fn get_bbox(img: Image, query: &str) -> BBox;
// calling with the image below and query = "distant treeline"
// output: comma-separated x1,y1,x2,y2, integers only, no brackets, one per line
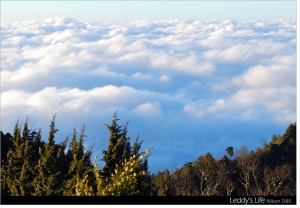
0,113,296,196
151,122,296,196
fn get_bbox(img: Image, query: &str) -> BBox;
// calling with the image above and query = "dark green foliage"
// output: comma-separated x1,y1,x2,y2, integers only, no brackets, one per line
63,125,95,195
1,115,295,196
1,121,23,196
1,118,42,195
1,131,14,167
32,114,67,195
261,123,296,183
101,111,151,195
6,115,94,196
260,123,296,169
150,169,171,196
1,113,151,196
101,111,127,178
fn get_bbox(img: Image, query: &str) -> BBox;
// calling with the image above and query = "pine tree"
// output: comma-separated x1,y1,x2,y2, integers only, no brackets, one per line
101,111,129,178
1,118,40,196
1,113,154,196
99,150,151,196
64,125,95,195
18,118,34,195
1,131,13,167
100,112,152,195
1,120,22,195
32,114,67,196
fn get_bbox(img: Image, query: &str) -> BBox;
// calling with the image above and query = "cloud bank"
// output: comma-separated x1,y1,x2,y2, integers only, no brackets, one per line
1,17,296,172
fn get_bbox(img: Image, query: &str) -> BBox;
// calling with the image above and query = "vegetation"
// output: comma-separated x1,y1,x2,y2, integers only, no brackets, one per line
1,113,151,196
0,113,296,196
150,123,296,196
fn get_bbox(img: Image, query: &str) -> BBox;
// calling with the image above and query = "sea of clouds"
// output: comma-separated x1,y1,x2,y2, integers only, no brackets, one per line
1,17,296,172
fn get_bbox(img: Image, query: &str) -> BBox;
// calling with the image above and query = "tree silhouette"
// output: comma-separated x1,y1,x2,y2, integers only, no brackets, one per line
225,147,234,159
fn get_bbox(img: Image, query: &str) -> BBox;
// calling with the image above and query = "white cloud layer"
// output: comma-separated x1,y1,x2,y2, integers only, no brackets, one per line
184,87,296,120
1,17,296,173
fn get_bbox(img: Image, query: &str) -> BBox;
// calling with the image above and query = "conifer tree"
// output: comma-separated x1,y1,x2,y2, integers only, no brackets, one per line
32,114,67,196
1,113,154,196
101,112,152,195
101,111,129,178
64,125,95,195
18,118,35,195
1,131,13,167
1,118,40,196
1,120,23,195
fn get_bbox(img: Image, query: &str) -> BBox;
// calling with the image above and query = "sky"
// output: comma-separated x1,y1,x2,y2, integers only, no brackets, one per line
0,1,297,173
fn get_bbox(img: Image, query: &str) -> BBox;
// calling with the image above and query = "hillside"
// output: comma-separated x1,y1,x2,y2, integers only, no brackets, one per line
0,118,296,196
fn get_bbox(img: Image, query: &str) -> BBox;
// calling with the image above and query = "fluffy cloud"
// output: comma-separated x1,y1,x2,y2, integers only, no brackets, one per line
1,86,176,117
184,87,296,122
1,17,296,173
232,64,296,89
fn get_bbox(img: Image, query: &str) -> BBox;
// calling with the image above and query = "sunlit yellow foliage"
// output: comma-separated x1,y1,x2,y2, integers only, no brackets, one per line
74,147,152,196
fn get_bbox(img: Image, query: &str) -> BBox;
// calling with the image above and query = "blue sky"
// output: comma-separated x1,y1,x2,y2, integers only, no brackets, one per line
1,1,296,22
0,1,297,173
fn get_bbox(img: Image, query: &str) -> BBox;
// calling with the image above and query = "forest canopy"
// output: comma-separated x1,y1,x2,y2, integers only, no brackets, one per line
0,113,296,196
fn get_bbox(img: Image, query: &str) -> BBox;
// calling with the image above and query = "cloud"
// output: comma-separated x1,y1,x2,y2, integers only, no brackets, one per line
231,64,296,89
132,101,162,117
159,75,170,82
1,85,184,124
203,39,294,64
1,17,296,173
183,86,296,122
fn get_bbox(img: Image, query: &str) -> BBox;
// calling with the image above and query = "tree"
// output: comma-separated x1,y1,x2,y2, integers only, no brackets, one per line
63,125,95,196
235,145,264,196
73,148,153,196
263,164,294,196
1,131,14,167
218,156,237,196
225,147,234,159
150,168,171,196
101,111,128,178
193,152,224,196
101,111,151,195
32,114,68,196
0,117,44,196
169,163,198,196
1,120,24,196
1,113,154,196
100,151,150,196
